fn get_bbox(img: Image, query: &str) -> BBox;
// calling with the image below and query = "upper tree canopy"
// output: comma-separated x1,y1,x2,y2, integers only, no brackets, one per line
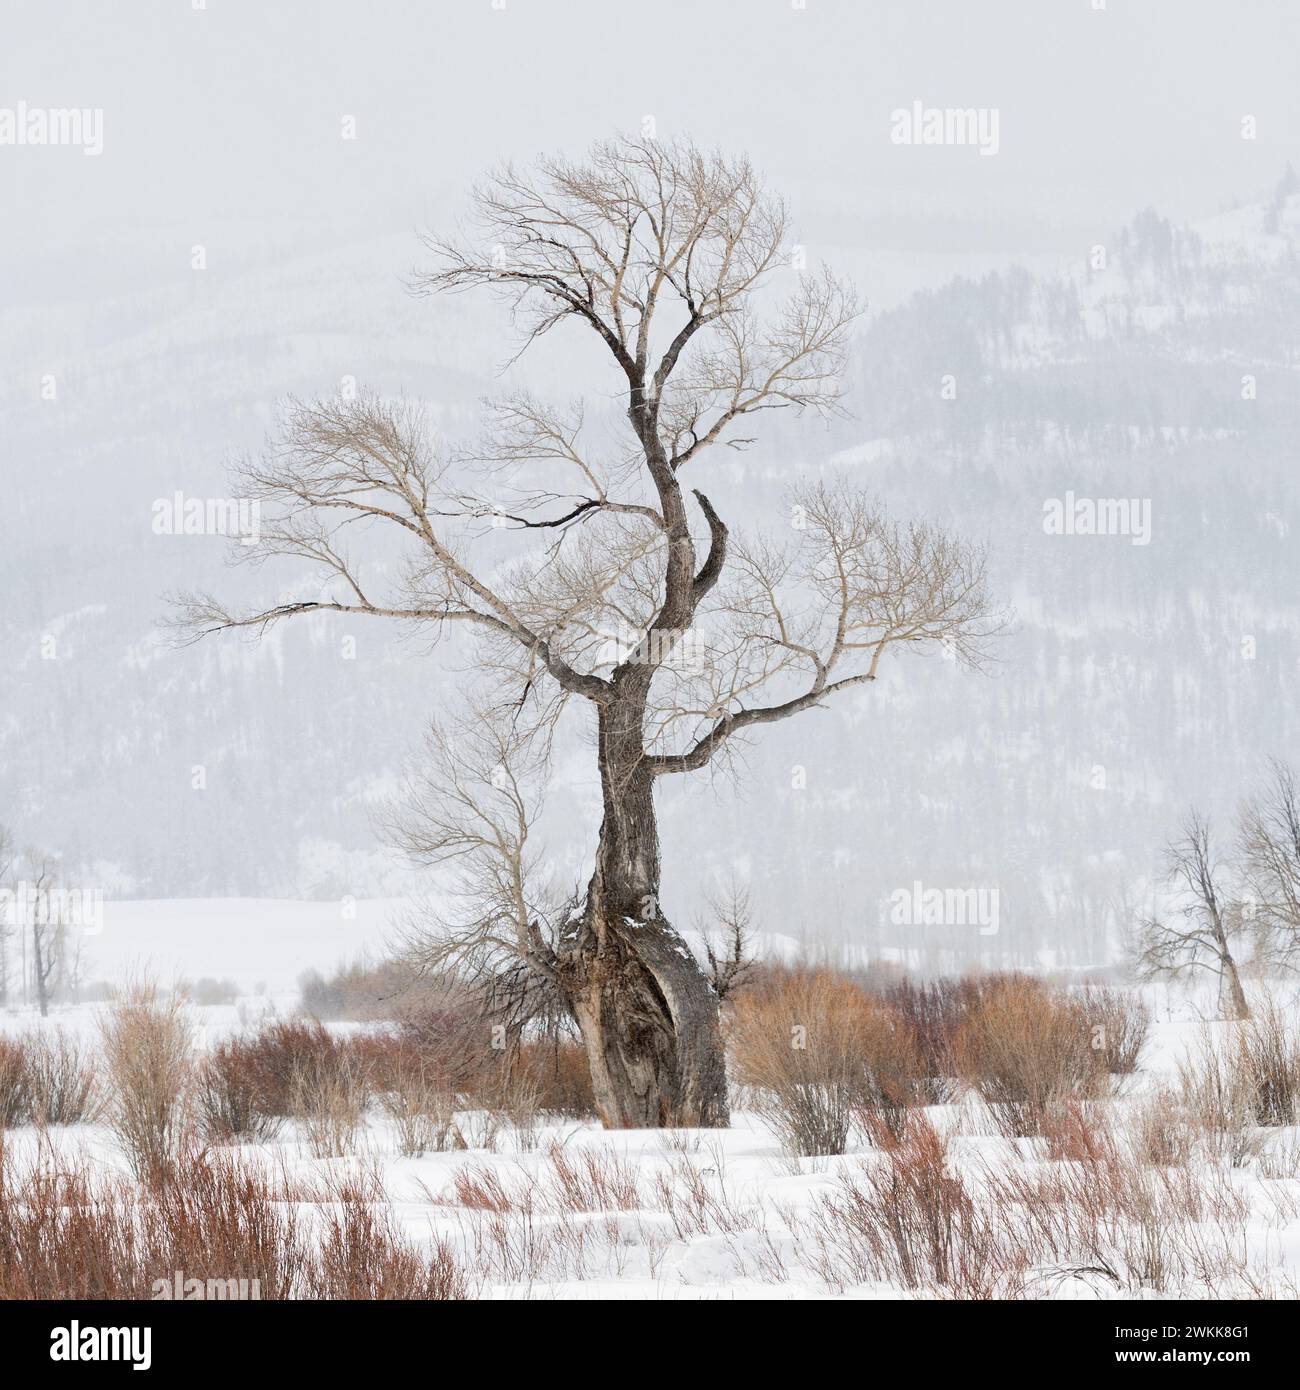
174,136,999,774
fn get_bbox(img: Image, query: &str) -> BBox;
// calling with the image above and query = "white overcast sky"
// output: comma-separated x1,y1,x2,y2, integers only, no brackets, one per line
3,0,1298,301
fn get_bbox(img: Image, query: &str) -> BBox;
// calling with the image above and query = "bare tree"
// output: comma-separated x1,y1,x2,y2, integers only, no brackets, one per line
1237,757,1300,970
1137,810,1250,1020
385,710,586,1107
386,709,572,1037
697,878,758,1002
0,834,67,1015
27,854,65,1019
172,136,1001,1126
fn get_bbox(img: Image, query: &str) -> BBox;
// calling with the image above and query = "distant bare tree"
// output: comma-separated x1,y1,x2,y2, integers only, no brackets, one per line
173,136,1002,1126
26,854,65,1019
0,835,69,1015
1137,810,1250,1020
1237,757,1300,970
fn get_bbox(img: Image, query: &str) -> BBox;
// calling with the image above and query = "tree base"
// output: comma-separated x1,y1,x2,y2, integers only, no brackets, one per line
564,913,730,1129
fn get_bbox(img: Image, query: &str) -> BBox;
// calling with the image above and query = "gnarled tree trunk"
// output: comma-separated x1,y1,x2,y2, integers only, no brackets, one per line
561,702,729,1128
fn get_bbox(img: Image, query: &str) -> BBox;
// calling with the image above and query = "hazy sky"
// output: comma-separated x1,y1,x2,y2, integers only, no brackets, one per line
4,0,1298,305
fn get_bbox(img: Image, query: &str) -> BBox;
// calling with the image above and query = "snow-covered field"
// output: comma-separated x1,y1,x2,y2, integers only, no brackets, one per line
6,903,1300,1300
16,895,806,1001
54,896,404,997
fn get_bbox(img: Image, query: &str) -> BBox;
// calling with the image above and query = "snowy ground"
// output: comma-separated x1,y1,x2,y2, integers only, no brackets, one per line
4,1043,1300,1299
54,896,405,996
5,901,1300,1299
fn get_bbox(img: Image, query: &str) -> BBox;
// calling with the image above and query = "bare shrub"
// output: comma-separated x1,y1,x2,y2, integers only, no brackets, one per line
730,969,860,1155
844,959,911,996
233,1018,349,1118
27,1031,100,1125
299,956,508,1049
512,1040,596,1119
1079,986,1150,1075
0,1144,475,1300
985,1111,1255,1294
1176,1033,1262,1166
99,982,194,1186
182,977,240,1007
482,1066,542,1151
292,1051,369,1158
1258,1130,1300,1180
377,1059,462,1158
439,1145,642,1223
0,1149,146,1298
1174,1006,1300,1166
397,994,494,1094
360,1023,500,1155
299,965,359,1022
651,1149,754,1240
543,1142,642,1213
0,1144,299,1299
355,1005,582,1148
146,1148,307,1298
952,975,1104,1136
1240,999,1300,1126
880,975,982,1103
422,1035,595,1144
299,955,450,1024
443,1170,579,1285
305,1166,473,1299
1041,1098,1117,1165
448,1164,516,1213
0,1037,33,1127
195,1039,284,1145
851,1004,924,1140
802,1112,1015,1296
729,968,920,1156
1128,1089,1199,1168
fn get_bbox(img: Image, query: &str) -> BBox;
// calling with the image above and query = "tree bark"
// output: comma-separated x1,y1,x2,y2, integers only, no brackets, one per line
32,923,50,1018
1221,954,1250,1021
561,703,729,1128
